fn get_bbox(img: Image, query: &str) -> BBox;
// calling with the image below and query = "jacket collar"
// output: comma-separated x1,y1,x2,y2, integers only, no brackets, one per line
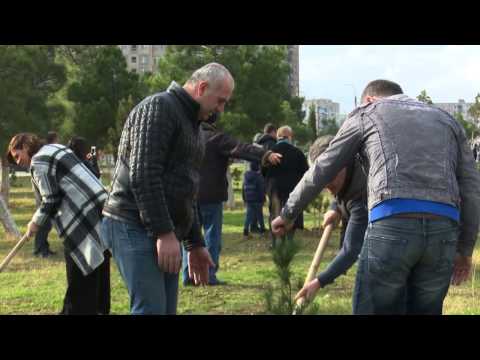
167,81,201,124
277,138,291,145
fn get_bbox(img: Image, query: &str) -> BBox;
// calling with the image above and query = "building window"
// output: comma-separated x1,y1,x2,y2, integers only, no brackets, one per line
132,68,137,73
131,56,137,63
131,45,137,52
141,55,149,65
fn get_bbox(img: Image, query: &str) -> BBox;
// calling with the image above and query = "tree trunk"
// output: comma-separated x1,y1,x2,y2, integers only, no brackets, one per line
0,156,9,205
0,157,20,238
0,194,21,238
226,166,235,210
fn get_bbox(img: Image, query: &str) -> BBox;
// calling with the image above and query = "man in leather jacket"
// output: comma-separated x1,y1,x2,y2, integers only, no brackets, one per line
274,79,480,314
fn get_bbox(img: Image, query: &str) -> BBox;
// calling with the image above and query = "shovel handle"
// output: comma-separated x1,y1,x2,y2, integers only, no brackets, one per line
0,233,30,273
293,224,334,313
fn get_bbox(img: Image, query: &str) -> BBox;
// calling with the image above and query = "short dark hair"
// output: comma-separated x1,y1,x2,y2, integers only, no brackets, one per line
67,136,89,160
360,80,403,103
264,123,276,134
46,131,58,144
6,133,45,165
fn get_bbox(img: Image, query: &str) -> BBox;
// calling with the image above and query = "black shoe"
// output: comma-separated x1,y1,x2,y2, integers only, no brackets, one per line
41,250,56,258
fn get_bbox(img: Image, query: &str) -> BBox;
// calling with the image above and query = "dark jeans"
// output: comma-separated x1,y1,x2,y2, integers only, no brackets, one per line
353,216,458,315
244,202,265,234
182,203,223,284
270,191,299,247
318,199,368,288
61,249,111,315
34,220,53,255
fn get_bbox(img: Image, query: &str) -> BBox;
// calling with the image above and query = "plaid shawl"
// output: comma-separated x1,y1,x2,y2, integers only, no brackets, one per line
30,144,107,276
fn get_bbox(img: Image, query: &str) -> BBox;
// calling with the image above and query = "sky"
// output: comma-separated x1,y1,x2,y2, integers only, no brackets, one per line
299,45,480,114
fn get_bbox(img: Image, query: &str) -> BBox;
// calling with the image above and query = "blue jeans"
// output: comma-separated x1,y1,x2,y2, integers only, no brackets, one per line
353,216,458,315
182,203,222,284
101,217,179,315
244,202,265,234
318,199,368,287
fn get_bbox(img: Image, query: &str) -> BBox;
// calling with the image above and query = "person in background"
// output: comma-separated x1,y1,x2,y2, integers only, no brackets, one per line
263,125,309,248
68,135,110,314
242,160,266,239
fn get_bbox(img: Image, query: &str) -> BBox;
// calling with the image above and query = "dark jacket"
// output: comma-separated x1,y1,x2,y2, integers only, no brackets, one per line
331,155,368,220
103,81,205,250
256,133,277,151
84,157,101,179
242,168,266,204
263,140,309,201
197,122,269,204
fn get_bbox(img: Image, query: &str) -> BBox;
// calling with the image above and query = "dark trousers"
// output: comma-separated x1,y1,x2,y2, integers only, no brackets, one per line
244,202,265,234
61,249,111,315
33,220,52,255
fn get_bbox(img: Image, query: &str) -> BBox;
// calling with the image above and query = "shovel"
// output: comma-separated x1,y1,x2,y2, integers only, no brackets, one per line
0,233,30,273
293,223,334,314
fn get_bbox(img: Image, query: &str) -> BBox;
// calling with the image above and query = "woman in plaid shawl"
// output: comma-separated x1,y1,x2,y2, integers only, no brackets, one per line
7,133,109,315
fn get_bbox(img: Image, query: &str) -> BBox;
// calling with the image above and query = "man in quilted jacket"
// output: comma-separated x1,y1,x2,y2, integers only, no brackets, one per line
101,63,234,314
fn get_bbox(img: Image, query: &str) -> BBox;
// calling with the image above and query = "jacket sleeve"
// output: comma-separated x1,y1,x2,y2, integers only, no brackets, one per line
129,97,177,239
30,159,62,228
182,201,206,250
455,126,480,256
215,132,266,162
280,113,364,227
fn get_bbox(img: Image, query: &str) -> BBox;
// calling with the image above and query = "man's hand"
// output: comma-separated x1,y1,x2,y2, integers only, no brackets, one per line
451,255,472,286
26,221,39,238
267,152,282,166
188,247,215,285
156,232,181,274
322,210,340,229
294,278,321,303
271,216,293,236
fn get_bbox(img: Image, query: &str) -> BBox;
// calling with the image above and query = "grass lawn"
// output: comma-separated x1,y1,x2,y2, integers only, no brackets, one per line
1,173,479,315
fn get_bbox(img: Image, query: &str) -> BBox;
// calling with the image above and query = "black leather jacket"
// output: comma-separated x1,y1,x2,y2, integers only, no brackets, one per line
103,82,205,250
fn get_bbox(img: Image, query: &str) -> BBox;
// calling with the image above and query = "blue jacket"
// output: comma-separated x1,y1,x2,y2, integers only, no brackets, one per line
242,170,265,204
